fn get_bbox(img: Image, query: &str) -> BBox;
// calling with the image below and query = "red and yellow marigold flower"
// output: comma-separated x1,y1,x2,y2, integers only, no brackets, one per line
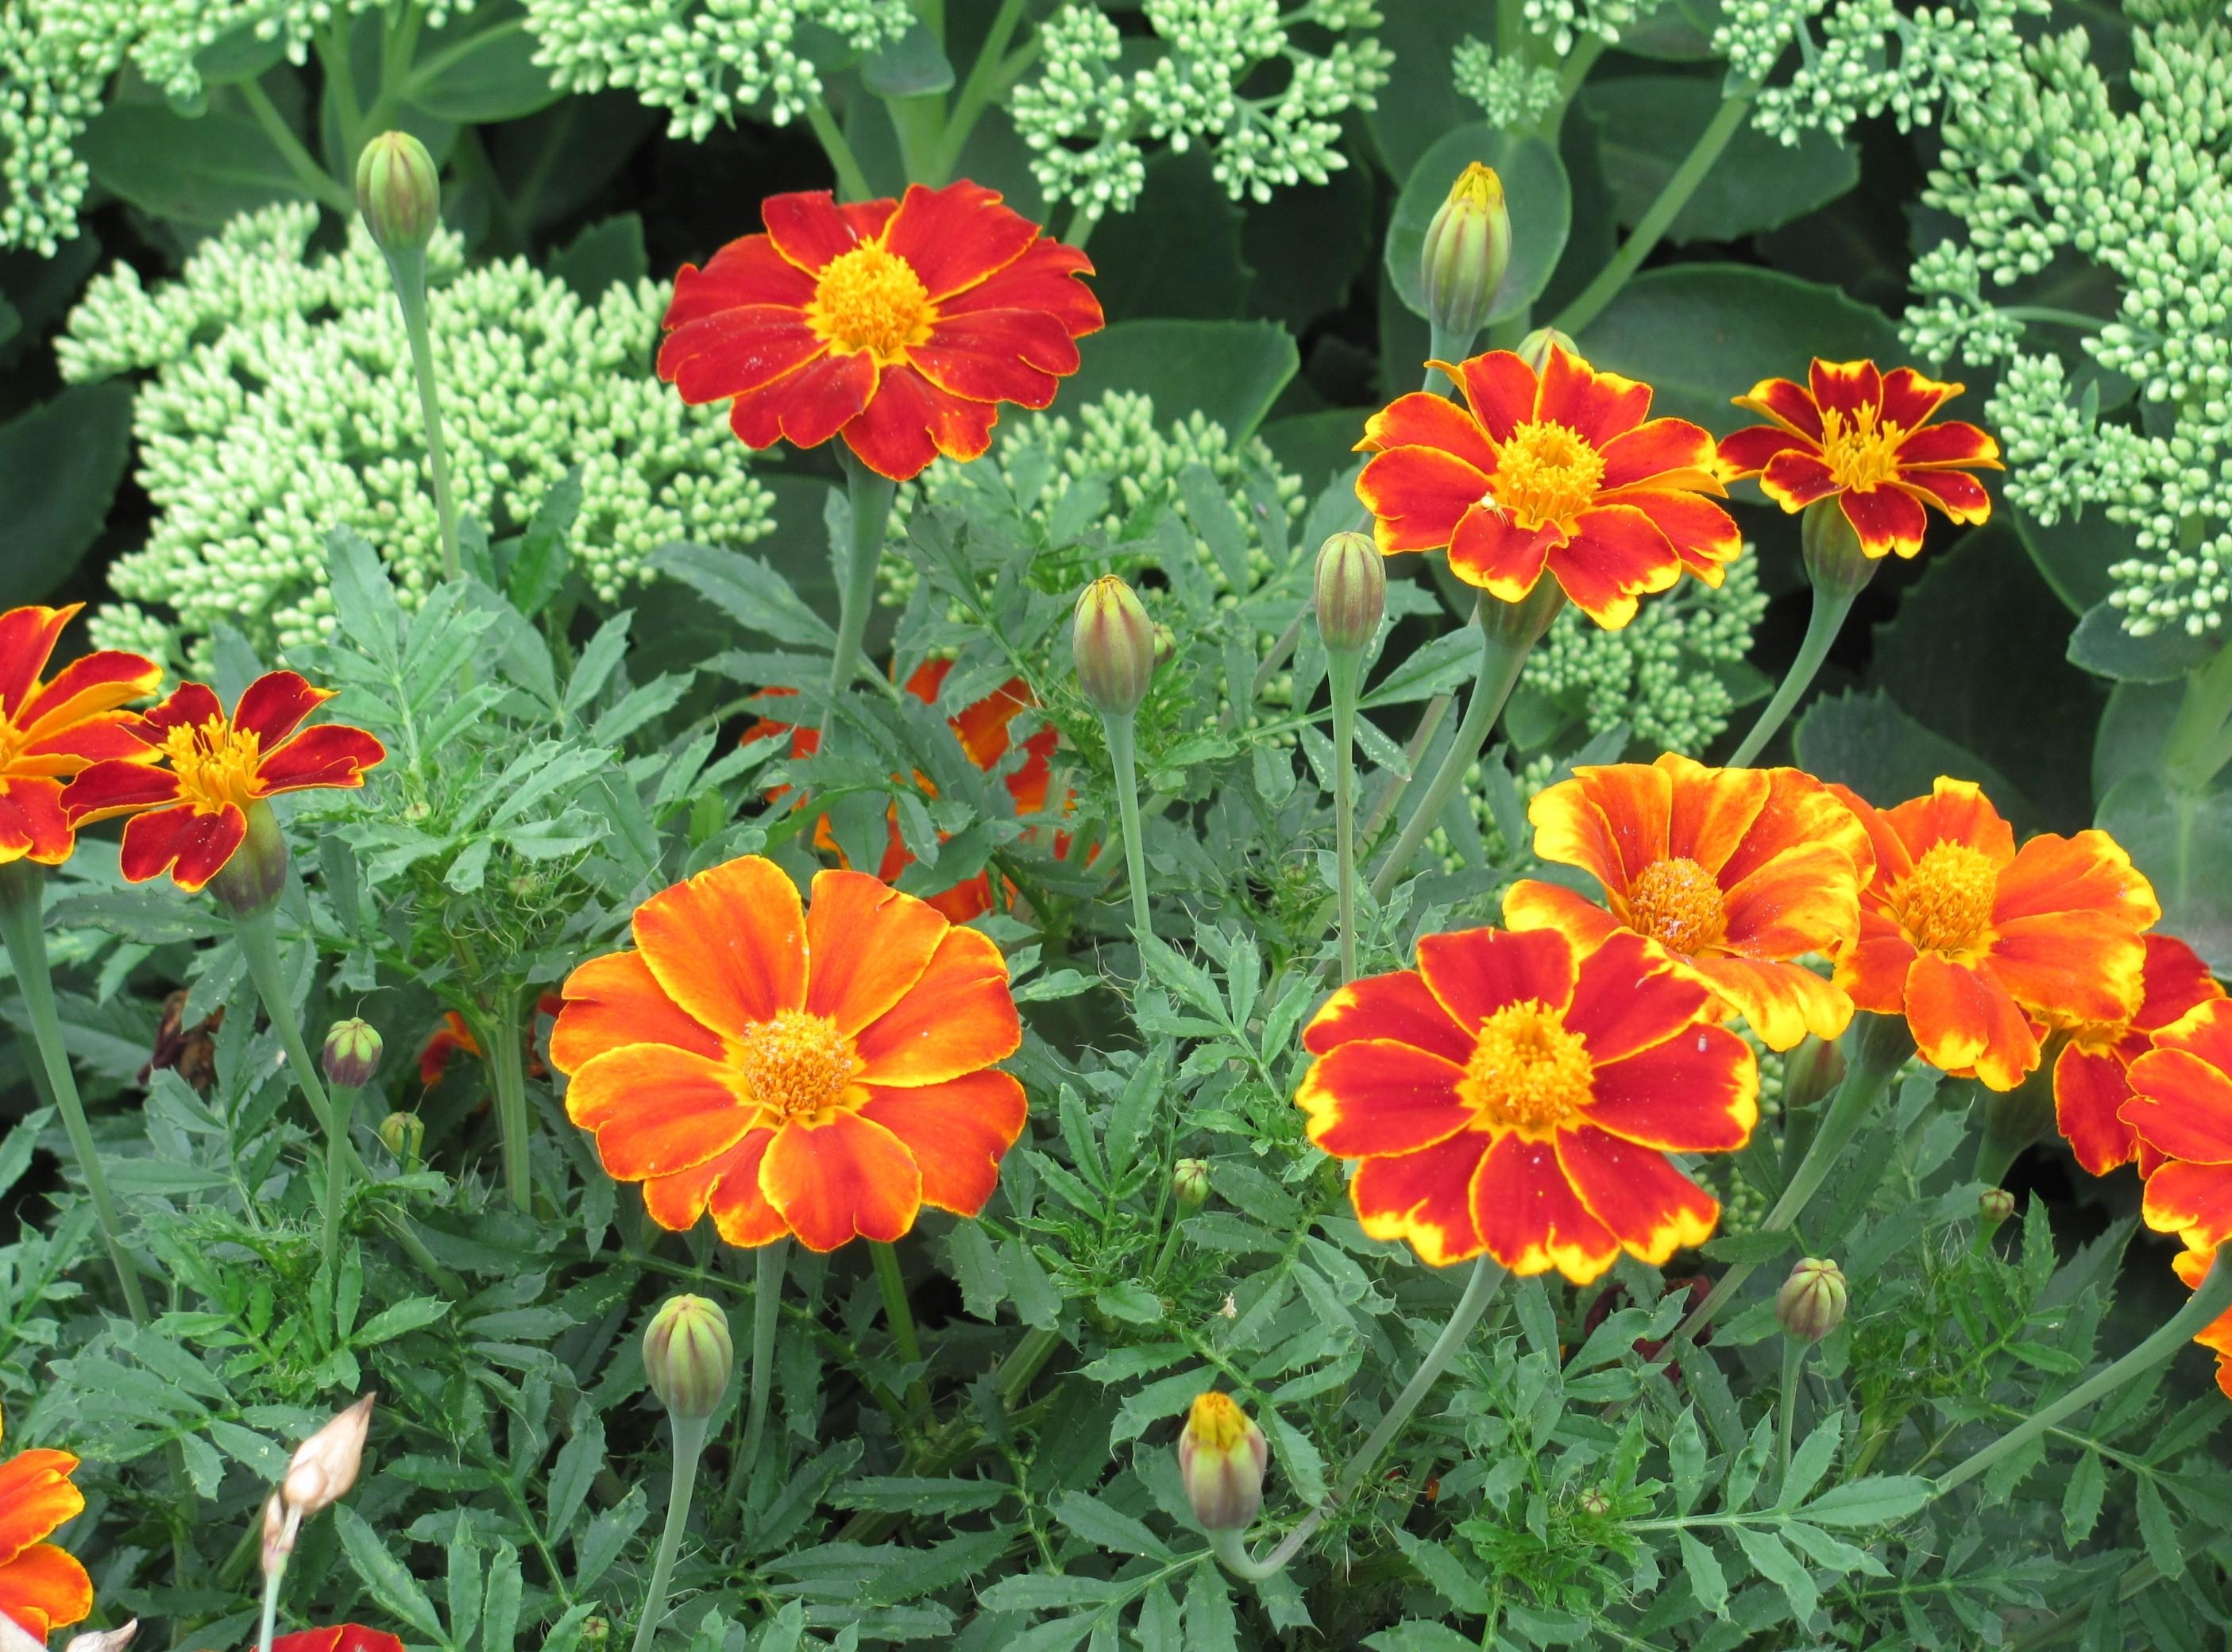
0,604,160,869
1716,360,2001,559
1354,345,1741,628
1296,927,1757,1283
658,180,1102,482
2169,1245,2232,1401
270,1629,407,1652
2122,998,2232,1253
1503,755,1872,1052
2054,932,2223,1177
62,672,385,894
0,1404,91,1640
551,856,1025,1253
1834,778,2157,1092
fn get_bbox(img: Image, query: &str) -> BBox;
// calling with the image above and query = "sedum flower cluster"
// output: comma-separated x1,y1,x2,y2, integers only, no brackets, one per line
57,202,773,666
1009,0,1392,215
1903,0,2232,635
1453,37,1561,130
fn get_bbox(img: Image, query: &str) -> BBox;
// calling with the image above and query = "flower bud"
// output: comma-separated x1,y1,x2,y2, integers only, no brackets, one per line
322,1018,384,1090
1774,1257,1848,1344
1314,531,1386,655
643,1294,733,1420
1420,162,1511,343
1780,1034,1845,1117
1072,576,1157,719
579,1622,611,1652
1172,1158,1211,1210
1153,623,1177,669
1516,326,1579,377
1978,1187,2015,1229
356,132,441,257
378,1110,425,1163
1800,497,1879,600
64,1623,140,1652
1178,1391,1269,1531
281,1393,376,1520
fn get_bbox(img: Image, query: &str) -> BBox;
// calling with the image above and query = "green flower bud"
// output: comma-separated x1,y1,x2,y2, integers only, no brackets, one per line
1178,1391,1269,1531
1780,1035,1845,1117
207,798,290,916
1978,1187,2016,1229
1775,1256,1848,1344
643,1295,732,1420
1072,575,1157,718
1516,326,1579,377
355,132,441,257
1800,497,1880,600
1314,531,1385,654
378,1111,425,1163
578,1622,610,1652
1420,162,1511,343
322,1018,384,1090
1172,1158,1211,1210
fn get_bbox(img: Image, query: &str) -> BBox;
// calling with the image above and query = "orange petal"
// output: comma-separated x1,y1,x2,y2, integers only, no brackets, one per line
1903,952,2038,1091
1447,351,1539,444
2135,932,2224,1032
1350,1133,1490,1266
2151,995,2232,1072
1448,508,1556,601
1565,931,1716,1066
858,1069,1028,1216
550,950,724,1075
759,1111,922,1252
2123,1044,2232,1164
633,855,809,1037
1357,392,1499,474
1884,778,2015,867
640,1129,789,1246
1296,1039,1473,1158
1548,504,1682,629
1535,347,1651,446
1992,828,2158,930
1357,446,1493,555
1718,768,1875,890
1718,841,1863,962
1301,970,1473,1063
2054,1044,2138,1177
1539,762,1672,895
1501,878,1624,954
2141,1159,2232,1250
1697,954,1852,1050
564,1044,751,1180
1555,1125,1719,1264
804,869,952,1036
851,923,1018,1085
1583,1022,1758,1149
0,1542,93,1638
1468,1132,1620,1283
1836,912,1917,1015
0,1449,83,1560
1657,753,1769,878
1987,913,2147,1025
1415,926,1577,1033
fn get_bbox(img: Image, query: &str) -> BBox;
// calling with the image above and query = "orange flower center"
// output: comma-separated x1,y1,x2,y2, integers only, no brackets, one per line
1487,419,1604,532
1626,856,1726,955
164,716,263,813
1817,405,1905,492
1459,1000,1593,1133
734,1009,864,1125
806,244,934,363
1897,840,1998,955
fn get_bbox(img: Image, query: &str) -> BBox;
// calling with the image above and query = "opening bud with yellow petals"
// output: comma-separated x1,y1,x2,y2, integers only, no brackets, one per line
355,131,441,257
1420,163,1511,344
1178,1391,1269,1531
643,1294,733,1421
1775,1257,1848,1344
322,1017,384,1090
1072,576,1157,719
1314,531,1386,655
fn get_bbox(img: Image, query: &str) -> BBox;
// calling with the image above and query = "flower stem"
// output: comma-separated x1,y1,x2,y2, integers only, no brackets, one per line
378,247,462,585
872,1240,933,1428
0,861,152,1321
804,99,875,203
1937,1242,2232,1497
1328,650,1364,982
1727,585,1855,766
231,904,356,1264
929,0,1035,180
477,992,534,1214
824,447,899,742
1778,1337,1807,1481
739,1240,785,1482
628,1413,709,1652
238,78,354,213
255,1557,284,1652
1101,711,1153,939
1422,322,1479,396
325,1083,356,1263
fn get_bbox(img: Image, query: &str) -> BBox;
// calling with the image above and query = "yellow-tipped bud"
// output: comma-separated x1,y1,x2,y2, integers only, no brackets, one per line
1420,163,1511,343
643,1294,733,1420
1314,531,1386,654
1178,1391,1269,1531
355,131,441,256
1172,1158,1211,1210
378,1110,425,1162
1775,1257,1848,1344
1516,326,1579,377
322,1018,384,1090
1072,575,1157,719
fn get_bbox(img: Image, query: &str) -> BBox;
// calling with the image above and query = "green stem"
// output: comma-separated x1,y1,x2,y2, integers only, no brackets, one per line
1778,1337,1806,1481
1062,201,1103,253
872,1240,932,1427
739,1241,785,1484
326,1083,356,1264
477,992,533,1214
1422,322,1480,394
256,1556,284,1652
237,79,354,212
232,904,358,1258
930,0,1035,179
824,447,900,740
380,248,462,584
804,99,875,203
319,24,366,172
628,1414,709,1652
0,862,152,1321
1937,1243,2232,1497
1548,37,1606,122
886,94,945,184
1102,712,1153,939
1728,585,1854,766
2160,637,2232,793
1329,650,1363,982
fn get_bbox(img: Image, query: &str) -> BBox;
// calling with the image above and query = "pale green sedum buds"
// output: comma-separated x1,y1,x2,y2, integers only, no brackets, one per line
355,132,441,257
1073,575,1157,719
322,1018,384,1090
643,1295,733,1420
1420,162,1511,343
1775,1257,1848,1344
1314,531,1386,654
1178,1391,1269,1531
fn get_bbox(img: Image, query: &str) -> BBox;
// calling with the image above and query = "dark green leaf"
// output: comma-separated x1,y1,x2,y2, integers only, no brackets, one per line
1585,76,1855,243
861,21,956,96
550,213,648,302
81,105,306,226
407,16,562,122
2068,598,2214,683
0,382,134,602
1068,320,1297,442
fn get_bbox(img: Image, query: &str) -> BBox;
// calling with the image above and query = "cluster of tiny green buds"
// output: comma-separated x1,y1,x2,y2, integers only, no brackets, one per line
1172,1159,1211,1210
1775,1258,1848,1344
1073,576,1158,718
643,1295,733,1420
1517,326,1578,377
1178,1391,1269,1531
1799,499,1880,601
322,1018,384,1090
1420,163,1512,344
355,133,441,258
1314,531,1386,654
379,1111,426,1164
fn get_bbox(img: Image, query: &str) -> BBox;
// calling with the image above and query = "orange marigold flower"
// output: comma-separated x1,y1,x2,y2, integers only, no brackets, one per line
1504,754,1872,1052
0,604,160,868
0,1403,92,1641
2054,932,2223,1177
551,856,1025,1253
2123,998,2232,1253
1833,777,2158,1092
1295,927,1757,1283
1716,360,2002,559
1353,345,1741,629
418,994,566,1087
2170,1245,2232,1401
658,180,1102,482
270,1630,407,1652
62,672,385,893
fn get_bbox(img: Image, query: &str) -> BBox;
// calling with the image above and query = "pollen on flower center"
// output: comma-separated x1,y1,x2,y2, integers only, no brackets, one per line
1818,406,1906,492
1627,856,1726,954
806,243,934,361
164,717,263,813
1487,419,1605,531
1459,999,1594,1133
1898,840,1998,954
732,1009,863,1124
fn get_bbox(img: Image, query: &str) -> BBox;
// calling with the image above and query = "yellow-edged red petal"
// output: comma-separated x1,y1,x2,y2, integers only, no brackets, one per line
1536,347,1651,446
1357,446,1494,556
1349,1133,1489,1266
1301,970,1474,1063
1905,952,2039,1091
2056,1042,2142,1177
1546,504,1683,628
2141,1159,2232,1251
550,950,724,1075
1357,391,1499,473
1554,1125,1719,1264
1469,1132,1620,1283
1564,931,1719,1067
1415,926,1577,1032
1583,1022,1758,1150
1296,1039,1472,1157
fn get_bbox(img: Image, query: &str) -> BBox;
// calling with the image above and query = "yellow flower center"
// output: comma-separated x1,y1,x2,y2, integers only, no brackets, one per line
1626,856,1726,955
1459,1000,1594,1133
164,716,264,813
805,243,934,362
1818,405,1906,492
1186,1391,1251,1453
1487,419,1605,532
733,1009,864,1125
1897,840,1998,955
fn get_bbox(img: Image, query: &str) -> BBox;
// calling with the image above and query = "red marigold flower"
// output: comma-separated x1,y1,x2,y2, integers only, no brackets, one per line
2054,932,2223,1177
418,994,566,1087
1833,778,2158,1092
1716,360,2002,559
2170,1245,2232,1401
0,604,161,869
551,856,1025,1253
1295,927,1757,1283
1504,754,1873,1052
1353,345,1742,629
2123,998,2232,1252
657,181,1102,482
62,672,385,893
0,1404,92,1641
268,1629,406,1652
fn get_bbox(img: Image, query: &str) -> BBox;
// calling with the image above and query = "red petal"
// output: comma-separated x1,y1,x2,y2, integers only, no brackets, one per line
658,307,832,406
1840,484,1930,558
851,922,1019,1085
143,680,223,737
1716,423,1812,478
841,363,999,481
858,1068,1028,1215
1566,931,1719,1067
2054,1044,2138,1176
0,605,71,720
1886,776,2015,867
1548,504,1682,628
16,648,160,735
663,236,816,330
1349,1132,1490,1266
1415,925,1577,1032
728,350,878,454
1582,1024,1757,1150
1357,391,1499,475
1599,488,1742,581
882,180,1041,299
1836,913,1918,1015
1898,468,1991,523
1357,446,1493,554
631,855,809,1035
762,191,890,272
1732,377,1825,441
1302,968,1474,1063
60,757,179,826
550,949,724,1074
256,724,384,795
1598,419,1716,490
1536,348,1651,445
0,778,74,866
804,868,951,1036
1904,952,2038,1091
1555,1125,1719,1262
937,238,1102,340
1878,365,1960,430
759,1110,922,1252
2137,933,2226,1033
1447,507,1555,600
120,802,245,891
1296,1039,1473,1157
911,311,1074,407
1895,420,2000,469
1469,1131,1620,1283
1501,878,1625,955
1448,351,1539,444
1759,450,1841,512
565,1043,751,1179
232,670,334,747
1809,359,1883,422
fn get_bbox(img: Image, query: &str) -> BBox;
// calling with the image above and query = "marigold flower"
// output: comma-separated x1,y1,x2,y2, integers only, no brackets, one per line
1716,360,2002,559
1504,755,1872,1051
269,1630,406,1652
1296,927,1757,1283
1833,778,2158,1092
2169,1245,2232,1401
0,1404,92,1640
552,856,1025,1253
2054,932,2223,1177
0,604,160,868
658,180,1102,482
2122,999,2232,1253
63,672,384,894
1354,345,1742,629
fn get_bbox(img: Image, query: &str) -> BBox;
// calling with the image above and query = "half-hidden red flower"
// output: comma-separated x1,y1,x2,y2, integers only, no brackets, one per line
1833,777,2157,1092
551,856,1025,1253
2123,998,2232,1252
2055,933,2223,1177
62,672,385,893
0,1403,92,1641
418,994,566,1087
1716,360,2001,559
1504,755,1872,1052
1354,345,1741,629
0,604,160,869
1295,926,1757,1283
268,1629,407,1652
2170,1245,2232,1401
658,180,1102,482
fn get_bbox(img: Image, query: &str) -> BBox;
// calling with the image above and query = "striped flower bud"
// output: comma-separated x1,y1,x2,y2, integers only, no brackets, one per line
355,132,441,256
1420,163,1511,342
322,1018,384,1090
1516,326,1579,377
1172,1158,1211,1210
1178,1391,1269,1531
1774,1257,1848,1344
1072,576,1157,719
643,1295,733,1420
1314,531,1385,654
